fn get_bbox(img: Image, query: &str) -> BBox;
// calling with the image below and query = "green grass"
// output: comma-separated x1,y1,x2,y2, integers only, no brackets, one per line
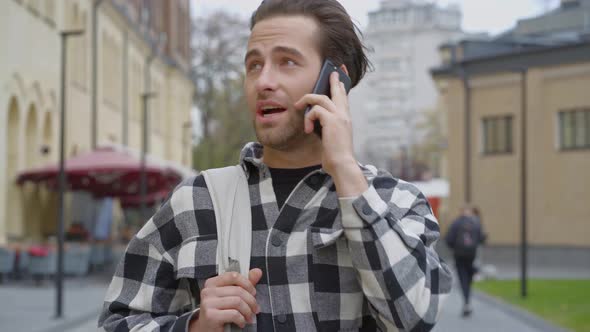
474,279,590,332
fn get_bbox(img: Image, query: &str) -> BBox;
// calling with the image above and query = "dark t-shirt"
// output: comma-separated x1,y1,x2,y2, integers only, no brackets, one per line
268,165,322,209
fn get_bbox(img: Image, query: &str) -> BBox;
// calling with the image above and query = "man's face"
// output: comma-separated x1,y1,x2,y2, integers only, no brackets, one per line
244,15,322,150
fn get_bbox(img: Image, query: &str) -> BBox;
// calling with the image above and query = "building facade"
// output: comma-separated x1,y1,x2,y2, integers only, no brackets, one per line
349,0,463,175
431,0,590,254
0,0,194,244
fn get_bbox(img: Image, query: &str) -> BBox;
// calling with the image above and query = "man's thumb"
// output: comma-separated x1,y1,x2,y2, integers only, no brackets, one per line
248,268,263,285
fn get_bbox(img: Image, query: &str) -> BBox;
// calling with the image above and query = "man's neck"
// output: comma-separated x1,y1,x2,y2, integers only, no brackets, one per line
262,139,323,169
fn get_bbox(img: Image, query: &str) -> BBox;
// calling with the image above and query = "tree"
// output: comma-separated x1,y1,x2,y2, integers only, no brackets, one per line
191,11,256,170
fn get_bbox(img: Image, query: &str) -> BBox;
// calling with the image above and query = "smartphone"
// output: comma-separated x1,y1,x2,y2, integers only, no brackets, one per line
305,59,352,137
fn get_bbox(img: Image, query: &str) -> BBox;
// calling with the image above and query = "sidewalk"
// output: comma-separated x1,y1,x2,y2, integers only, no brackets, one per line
0,275,108,332
433,285,566,332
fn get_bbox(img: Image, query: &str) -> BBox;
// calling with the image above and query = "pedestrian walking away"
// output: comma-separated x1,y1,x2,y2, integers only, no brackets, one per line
445,205,486,318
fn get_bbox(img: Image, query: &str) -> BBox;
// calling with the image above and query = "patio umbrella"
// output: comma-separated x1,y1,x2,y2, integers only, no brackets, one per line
118,189,171,209
16,146,182,197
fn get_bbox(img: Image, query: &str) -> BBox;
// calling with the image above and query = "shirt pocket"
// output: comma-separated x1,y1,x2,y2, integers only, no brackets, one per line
309,227,365,330
175,234,219,310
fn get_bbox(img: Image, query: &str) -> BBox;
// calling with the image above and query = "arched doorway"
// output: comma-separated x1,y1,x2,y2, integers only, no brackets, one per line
5,97,22,241
39,111,58,237
25,105,39,168
22,104,42,240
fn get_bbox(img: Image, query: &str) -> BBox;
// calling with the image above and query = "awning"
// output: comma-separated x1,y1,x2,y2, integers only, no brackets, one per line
118,189,171,209
16,146,183,197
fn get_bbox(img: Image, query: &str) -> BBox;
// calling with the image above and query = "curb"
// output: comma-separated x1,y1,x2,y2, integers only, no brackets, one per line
473,290,571,332
36,310,100,332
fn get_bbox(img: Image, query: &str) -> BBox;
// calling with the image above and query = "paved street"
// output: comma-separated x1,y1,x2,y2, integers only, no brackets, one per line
0,276,107,332
434,286,551,332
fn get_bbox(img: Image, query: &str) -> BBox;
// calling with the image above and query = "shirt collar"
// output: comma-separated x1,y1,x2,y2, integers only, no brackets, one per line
238,141,376,180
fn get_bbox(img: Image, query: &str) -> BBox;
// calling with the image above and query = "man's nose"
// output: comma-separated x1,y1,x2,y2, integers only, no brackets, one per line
255,64,279,93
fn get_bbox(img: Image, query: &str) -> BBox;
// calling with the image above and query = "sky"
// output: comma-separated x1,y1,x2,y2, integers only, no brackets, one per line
192,0,561,35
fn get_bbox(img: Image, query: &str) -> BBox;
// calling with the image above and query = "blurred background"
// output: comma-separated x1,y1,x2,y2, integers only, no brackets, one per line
0,0,588,331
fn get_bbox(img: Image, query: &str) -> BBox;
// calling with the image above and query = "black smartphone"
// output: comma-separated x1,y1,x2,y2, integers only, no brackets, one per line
305,59,352,137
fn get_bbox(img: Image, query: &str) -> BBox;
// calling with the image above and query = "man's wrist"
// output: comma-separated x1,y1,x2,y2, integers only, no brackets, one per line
332,161,368,198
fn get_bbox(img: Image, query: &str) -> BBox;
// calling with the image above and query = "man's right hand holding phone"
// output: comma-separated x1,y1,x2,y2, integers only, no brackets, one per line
189,268,263,332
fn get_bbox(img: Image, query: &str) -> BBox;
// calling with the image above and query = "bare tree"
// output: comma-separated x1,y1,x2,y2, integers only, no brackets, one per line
190,11,255,169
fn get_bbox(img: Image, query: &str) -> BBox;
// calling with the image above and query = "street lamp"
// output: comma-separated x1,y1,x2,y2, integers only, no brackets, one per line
140,91,156,221
139,32,166,221
56,29,85,319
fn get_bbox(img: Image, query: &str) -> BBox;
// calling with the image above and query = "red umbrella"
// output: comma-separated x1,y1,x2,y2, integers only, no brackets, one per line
119,189,171,209
16,147,182,197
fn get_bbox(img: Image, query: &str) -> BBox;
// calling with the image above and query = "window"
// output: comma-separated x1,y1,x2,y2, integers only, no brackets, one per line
559,108,590,150
482,116,513,154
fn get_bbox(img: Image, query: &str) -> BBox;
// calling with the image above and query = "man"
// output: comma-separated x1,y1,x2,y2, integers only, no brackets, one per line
445,205,485,317
99,0,452,331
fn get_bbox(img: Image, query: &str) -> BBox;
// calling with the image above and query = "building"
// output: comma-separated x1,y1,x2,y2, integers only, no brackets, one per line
0,0,194,244
349,0,463,176
431,0,590,261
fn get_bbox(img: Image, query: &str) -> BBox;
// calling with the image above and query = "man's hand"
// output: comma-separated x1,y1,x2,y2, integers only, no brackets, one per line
189,268,263,332
295,71,368,197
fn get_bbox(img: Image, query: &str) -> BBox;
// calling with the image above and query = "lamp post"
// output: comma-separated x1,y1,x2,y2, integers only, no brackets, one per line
140,91,156,221
518,68,528,298
139,29,166,221
57,29,84,319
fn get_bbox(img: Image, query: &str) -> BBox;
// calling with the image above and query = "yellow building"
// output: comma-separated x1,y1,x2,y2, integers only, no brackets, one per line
431,1,590,261
0,0,194,244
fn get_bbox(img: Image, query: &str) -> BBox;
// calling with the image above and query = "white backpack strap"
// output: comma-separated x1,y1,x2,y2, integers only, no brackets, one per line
201,166,251,277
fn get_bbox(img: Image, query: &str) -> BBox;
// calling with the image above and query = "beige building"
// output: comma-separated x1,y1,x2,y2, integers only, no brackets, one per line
431,1,590,254
0,0,194,244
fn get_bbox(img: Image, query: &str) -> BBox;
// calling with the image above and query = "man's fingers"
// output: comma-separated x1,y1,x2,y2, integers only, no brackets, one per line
295,94,334,113
304,106,331,134
207,296,255,323
204,272,256,295
329,71,347,107
209,286,259,314
209,309,248,329
248,268,263,286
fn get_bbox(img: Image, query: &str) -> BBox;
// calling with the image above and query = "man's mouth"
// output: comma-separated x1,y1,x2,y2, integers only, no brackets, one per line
260,106,287,117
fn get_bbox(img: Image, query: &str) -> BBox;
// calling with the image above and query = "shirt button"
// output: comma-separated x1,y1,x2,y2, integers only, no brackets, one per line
271,234,283,247
362,204,372,216
276,314,287,324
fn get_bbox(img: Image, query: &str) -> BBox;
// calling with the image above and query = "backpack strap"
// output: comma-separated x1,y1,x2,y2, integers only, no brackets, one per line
202,166,251,277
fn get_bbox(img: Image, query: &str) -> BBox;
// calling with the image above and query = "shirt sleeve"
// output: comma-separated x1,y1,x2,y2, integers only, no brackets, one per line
98,177,206,332
338,170,453,332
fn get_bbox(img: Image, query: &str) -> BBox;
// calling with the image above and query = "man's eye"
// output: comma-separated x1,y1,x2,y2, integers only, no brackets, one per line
247,62,262,72
283,59,297,66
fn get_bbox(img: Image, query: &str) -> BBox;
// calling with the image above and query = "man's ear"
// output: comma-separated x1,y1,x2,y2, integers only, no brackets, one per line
339,64,349,77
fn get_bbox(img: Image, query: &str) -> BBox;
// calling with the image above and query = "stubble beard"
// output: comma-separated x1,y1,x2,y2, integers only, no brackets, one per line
254,112,307,151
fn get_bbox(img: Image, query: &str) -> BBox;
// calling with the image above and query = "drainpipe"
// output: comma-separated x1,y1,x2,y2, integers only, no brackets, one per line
460,66,471,204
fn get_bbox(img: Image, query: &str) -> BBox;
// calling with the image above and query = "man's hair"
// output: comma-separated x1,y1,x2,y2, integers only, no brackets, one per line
250,0,371,88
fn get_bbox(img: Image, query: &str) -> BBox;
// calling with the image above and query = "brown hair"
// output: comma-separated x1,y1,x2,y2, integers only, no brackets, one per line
250,0,372,88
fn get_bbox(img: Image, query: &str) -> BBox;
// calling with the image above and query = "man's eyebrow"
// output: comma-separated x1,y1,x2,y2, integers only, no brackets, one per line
244,49,262,63
272,46,304,59
244,46,304,63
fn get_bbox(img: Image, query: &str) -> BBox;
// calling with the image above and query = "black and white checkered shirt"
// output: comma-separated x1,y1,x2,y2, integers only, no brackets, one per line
99,142,452,332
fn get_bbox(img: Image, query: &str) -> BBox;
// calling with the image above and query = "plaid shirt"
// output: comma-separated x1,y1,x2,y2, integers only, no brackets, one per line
99,142,452,332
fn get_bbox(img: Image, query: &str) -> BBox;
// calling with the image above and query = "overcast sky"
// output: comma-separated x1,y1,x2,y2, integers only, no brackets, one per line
192,0,561,35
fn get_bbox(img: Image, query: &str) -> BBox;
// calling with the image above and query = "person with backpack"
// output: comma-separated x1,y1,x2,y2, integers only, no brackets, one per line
98,1,453,331
445,205,486,317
